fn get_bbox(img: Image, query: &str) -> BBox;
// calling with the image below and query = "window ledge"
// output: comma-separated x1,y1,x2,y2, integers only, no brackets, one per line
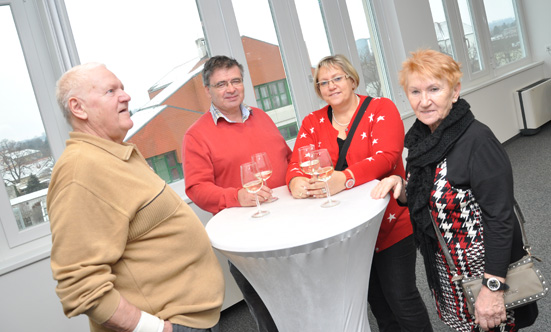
462,61,545,96
0,243,51,276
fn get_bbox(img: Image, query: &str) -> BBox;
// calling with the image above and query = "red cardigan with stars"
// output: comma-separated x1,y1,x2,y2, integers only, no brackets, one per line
286,95,412,252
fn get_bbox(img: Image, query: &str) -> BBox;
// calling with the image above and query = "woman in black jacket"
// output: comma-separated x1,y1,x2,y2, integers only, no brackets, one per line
371,49,538,331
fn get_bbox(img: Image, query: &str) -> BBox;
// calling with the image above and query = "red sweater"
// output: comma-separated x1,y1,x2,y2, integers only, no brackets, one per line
286,95,412,252
183,108,292,215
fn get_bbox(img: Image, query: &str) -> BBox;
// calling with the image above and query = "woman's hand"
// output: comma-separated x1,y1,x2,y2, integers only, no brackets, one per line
474,275,507,331
289,176,327,199
370,175,406,202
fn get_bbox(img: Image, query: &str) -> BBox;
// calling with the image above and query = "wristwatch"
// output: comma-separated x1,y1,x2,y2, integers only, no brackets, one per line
344,170,355,189
482,277,509,291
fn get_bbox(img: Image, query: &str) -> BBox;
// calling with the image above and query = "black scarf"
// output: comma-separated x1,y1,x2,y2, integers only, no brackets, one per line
404,98,474,301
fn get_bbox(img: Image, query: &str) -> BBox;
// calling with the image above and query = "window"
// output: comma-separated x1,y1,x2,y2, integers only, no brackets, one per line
64,0,207,185
278,123,300,141
147,151,183,184
482,0,525,68
429,0,528,83
254,79,292,112
0,0,396,270
232,0,300,142
345,0,391,98
0,4,56,248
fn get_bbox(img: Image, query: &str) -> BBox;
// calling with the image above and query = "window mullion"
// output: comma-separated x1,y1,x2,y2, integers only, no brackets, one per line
443,0,469,77
469,0,494,71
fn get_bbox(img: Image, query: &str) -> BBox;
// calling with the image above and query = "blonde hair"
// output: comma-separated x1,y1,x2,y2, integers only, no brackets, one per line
56,62,106,123
313,54,360,99
399,49,462,91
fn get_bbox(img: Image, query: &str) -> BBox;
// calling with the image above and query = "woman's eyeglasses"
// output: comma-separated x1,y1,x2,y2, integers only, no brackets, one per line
317,75,349,88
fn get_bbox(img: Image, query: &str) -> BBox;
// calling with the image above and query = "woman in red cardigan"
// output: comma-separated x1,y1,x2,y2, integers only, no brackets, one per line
286,55,432,331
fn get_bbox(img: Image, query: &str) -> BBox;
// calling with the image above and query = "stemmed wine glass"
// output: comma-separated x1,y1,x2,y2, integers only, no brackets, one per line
240,161,269,218
298,144,317,177
251,152,277,202
311,149,340,208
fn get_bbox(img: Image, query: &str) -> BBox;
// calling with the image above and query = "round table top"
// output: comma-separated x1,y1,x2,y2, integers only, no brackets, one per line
205,180,389,255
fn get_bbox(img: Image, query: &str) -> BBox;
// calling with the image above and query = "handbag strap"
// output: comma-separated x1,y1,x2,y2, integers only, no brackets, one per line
429,199,535,281
335,96,372,171
429,211,464,281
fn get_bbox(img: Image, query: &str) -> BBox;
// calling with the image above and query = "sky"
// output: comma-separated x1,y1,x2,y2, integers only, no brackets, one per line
0,7,46,142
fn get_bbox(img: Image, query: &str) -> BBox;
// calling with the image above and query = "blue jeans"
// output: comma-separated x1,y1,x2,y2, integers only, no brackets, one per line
229,262,278,332
368,235,433,332
171,323,219,332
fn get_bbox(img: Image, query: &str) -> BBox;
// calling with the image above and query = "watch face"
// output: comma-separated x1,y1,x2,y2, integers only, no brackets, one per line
345,178,355,189
487,278,501,291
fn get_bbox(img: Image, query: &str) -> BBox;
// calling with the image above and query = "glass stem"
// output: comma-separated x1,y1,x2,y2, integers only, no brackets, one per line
254,193,262,214
324,182,333,203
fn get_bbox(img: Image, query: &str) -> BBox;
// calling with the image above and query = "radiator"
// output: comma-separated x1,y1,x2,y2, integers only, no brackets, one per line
515,78,551,135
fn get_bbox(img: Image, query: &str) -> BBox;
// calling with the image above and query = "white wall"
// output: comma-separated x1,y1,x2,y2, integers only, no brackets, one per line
521,0,551,77
0,258,89,331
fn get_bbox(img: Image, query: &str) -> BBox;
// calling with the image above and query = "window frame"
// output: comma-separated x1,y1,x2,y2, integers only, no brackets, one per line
254,79,292,112
0,0,404,273
439,0,531,87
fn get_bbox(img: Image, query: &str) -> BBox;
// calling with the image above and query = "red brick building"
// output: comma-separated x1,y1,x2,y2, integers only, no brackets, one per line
125,37,296,183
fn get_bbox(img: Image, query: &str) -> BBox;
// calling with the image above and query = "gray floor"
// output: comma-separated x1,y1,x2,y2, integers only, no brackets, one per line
219,121,551,332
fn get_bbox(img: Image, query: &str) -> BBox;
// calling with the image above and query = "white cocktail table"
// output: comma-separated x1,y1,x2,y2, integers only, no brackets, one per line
206,180,389,332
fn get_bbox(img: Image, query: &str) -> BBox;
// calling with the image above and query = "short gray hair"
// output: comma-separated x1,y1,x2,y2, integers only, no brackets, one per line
56,62,106,123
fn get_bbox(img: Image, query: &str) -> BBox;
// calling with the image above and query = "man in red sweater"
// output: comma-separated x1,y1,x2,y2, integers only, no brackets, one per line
183,56,291,332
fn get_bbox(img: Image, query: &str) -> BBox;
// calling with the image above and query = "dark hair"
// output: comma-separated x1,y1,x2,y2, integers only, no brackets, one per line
202,55,244,86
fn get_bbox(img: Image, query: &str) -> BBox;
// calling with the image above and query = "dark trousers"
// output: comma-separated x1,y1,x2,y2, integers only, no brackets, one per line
229,262,278,332
171,323,219,332
368,235,433,332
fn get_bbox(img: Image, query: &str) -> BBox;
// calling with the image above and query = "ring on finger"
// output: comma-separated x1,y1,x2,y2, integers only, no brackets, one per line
321,188,327,194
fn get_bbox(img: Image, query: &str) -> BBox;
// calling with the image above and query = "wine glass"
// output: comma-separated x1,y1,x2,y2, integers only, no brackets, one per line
240,161,269,218
298,144,317,177
251,152,278,202
311,149,340,208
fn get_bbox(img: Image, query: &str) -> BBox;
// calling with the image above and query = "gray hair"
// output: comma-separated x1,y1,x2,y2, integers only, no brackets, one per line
55,62,106,123
202,56,244,86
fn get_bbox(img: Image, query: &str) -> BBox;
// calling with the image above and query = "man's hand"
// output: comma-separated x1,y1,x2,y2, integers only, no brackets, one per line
238,186,273,206
103,296,172,332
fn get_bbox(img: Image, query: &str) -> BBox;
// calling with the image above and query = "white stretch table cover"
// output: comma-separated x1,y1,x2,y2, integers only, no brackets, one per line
206,180,389,332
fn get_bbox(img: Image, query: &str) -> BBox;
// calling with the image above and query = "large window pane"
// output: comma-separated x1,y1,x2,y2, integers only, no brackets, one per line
458,0,483,73
295,0,331,67
346,0,389,98
65,0,207,184
483,0,525,67
429,0,455,57
232,0,299,141
0,5,53,232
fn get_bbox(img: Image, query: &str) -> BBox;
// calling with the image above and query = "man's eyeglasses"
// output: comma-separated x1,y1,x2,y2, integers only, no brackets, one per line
210,78,244,90
317,75,349,88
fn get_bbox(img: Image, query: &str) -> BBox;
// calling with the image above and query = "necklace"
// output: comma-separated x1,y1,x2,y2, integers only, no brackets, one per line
332,111,351,128
332,95,360,129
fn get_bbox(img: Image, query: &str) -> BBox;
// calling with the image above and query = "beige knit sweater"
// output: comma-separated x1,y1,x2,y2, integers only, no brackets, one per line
48,132,224,331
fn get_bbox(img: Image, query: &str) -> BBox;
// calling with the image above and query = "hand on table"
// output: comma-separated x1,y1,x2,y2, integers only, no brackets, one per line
238,186,273,206
289,175,339,199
